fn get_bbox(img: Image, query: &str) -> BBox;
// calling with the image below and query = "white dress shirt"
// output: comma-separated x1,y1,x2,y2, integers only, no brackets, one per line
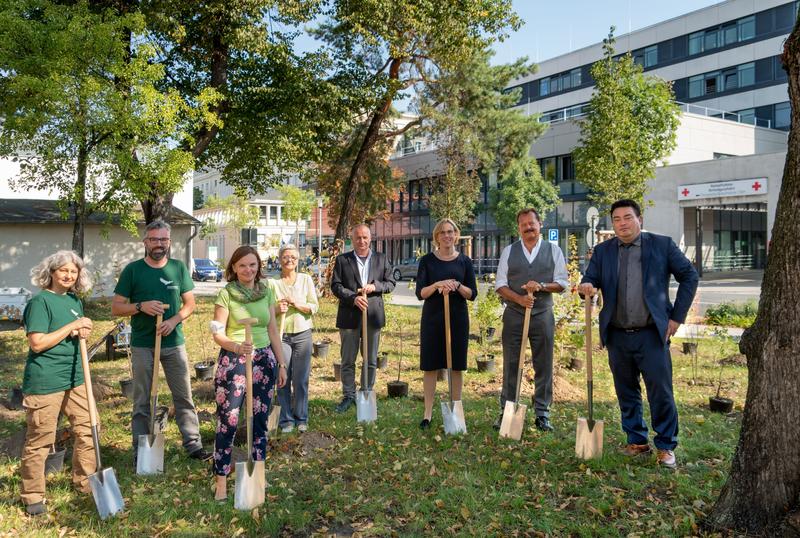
494,236,570,291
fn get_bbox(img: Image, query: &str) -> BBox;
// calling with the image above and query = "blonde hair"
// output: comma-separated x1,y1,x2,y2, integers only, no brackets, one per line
432,218,460,249
30,250,92,293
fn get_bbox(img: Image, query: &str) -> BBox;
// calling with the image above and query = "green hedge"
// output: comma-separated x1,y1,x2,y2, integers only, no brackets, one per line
705,300,758,328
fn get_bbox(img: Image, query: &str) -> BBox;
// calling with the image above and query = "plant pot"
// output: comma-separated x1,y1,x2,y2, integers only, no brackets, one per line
378,352,389,370
119,378,134,400
476,355,495,373
45,445,66,476
486,327,496,339
682,342,698,354
333,362,342,381
194,361,215,381
436,369,449,382
709,396,734,413
387,380,408,398
313,341,330,358
569,357,584,371
8,386,23,409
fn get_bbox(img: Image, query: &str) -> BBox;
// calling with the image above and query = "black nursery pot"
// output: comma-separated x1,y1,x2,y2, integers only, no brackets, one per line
682,342,698,354
709,396,734,413
9,387,23,410
476,355,496,373
569,357,584,371
314,341,330,358
194,361,215,381
119,378,134,400
486,327,496,339
45,445,66,475
387,380,409,398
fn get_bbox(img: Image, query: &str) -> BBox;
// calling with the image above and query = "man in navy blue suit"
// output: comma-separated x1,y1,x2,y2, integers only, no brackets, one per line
579,199,698,469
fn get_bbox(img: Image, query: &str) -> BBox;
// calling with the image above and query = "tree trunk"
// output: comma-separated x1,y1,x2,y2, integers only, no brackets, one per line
71,143,89,257
141,187,174,225
333,57,401,242
704,17,800,535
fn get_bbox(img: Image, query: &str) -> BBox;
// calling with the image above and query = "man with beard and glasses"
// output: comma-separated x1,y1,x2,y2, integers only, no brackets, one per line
112,220,210,465
494,208,569,432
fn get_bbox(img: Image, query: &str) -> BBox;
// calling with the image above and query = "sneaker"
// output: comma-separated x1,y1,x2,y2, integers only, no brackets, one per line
657,449,677,469
621,443,652,457
419,418,431,430
189,448,213,461
335,397,355,413
297,424,308,433
535,416,554,432
281,424,295,433
25,501,46,517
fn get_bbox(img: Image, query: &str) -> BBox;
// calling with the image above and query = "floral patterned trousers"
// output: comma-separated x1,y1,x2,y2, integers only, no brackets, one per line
213,346,277,476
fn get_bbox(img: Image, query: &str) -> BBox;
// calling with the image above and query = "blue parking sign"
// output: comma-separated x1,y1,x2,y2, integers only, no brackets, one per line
548,229,559,243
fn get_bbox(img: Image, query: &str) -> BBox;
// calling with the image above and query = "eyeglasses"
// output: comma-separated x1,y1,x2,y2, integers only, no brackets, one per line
281,256,298,261
146,237,171,244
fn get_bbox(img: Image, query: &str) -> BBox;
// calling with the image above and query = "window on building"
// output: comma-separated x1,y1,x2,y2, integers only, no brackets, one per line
559,155,574,182
737,108,755,125
737,15,755,41
704,29,718,51
269,206,278,220
644,45,657,68
540,78,549,96
723,69,737,91
259,206,267,220
704,72,719,94
689,32,703,55
571,68,582,87
723,23,738,46
561,71,572,91
775,102,791,129
737,62,755,87
633,51,644,67
540,157,556,184
550,75,560,93
688,74,704,98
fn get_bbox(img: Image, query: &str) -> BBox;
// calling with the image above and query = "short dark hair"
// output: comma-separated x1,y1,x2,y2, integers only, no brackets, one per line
610,199,641,217
516,208,541,223
225,245,262,283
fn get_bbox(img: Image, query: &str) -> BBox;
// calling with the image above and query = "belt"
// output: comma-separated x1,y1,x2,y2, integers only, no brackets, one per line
612,325,654,333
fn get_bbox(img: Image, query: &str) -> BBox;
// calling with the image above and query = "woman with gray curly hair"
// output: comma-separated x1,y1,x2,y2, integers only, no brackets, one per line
20,250,95,517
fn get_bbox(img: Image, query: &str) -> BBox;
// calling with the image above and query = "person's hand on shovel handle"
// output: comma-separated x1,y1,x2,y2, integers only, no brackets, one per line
355,287,371,312
518,284,537,309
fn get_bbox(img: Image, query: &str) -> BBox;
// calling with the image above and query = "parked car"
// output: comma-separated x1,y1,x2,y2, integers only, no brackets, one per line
192,258,223,282
392,258,419,281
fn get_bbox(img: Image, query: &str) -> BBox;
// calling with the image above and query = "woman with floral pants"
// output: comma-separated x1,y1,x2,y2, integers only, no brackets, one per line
210,246,287,502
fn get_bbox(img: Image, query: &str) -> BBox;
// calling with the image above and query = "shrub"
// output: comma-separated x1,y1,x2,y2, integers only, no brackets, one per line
705,300,757,328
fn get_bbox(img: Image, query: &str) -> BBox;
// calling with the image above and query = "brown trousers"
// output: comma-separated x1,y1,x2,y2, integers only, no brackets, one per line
20,384,95,505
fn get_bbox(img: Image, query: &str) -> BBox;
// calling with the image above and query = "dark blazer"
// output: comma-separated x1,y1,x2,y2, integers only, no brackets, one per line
581,231,698,346
331,250,396,330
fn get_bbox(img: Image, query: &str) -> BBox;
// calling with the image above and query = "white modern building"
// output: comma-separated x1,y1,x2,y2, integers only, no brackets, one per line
377,0,794,275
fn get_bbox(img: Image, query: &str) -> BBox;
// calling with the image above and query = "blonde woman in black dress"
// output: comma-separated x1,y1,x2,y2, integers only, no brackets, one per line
415,219,478,429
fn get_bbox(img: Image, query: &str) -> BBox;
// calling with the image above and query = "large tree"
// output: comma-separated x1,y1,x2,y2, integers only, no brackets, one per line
279,183,317,247
313,0,522,242
489,157,560,236
704,16,800,535
573,28,679,211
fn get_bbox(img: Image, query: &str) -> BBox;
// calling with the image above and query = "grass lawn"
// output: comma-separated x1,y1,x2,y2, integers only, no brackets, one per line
0,296,746,537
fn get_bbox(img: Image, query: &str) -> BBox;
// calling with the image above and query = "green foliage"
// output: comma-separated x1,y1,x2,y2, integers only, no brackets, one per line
203,194,259,230
489,157,561,235
472,287,502,355
705,301,758,328
553,234,586,361
573,28,680,211
193,187,205,210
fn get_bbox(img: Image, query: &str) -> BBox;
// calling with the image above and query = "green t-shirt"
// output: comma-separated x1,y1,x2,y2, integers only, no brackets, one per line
114,258,194,348
22,291,85,395
215,285,275,349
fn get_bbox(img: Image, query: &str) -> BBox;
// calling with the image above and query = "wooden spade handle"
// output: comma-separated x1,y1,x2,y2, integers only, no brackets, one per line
585,296,593,383
361,289,368,388
514,291,534,402
149,304,170,400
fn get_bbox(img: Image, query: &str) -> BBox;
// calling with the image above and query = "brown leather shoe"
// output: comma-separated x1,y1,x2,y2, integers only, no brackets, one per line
657,449,676,469
621,443,652,457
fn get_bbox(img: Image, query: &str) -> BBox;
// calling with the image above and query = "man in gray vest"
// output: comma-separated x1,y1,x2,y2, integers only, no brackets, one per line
494,208,569,432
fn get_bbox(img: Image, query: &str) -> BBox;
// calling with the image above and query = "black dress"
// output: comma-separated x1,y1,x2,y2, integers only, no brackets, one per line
415,252,478,371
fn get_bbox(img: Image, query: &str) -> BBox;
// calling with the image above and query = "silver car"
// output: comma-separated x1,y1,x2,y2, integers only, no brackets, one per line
392,258,419,281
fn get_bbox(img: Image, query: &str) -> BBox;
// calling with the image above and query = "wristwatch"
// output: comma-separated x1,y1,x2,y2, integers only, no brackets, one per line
278,363,287,369
539,282,547,292
456,282,462,290
135,302,142,313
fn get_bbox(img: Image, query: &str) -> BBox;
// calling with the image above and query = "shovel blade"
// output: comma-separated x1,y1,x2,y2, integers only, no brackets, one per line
88,467,125,519
136,433,165,475
499,401,527,441
267,404,281,434
441,401,467,435
575,417,605,459
234,460,265,511
356,390,377,423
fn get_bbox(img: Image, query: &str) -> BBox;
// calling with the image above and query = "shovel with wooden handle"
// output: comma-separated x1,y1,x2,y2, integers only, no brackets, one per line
79,338,125,519
441,292,466,434
267,312,285,434
576,295,604,459
234,318,266,510
356,288,377,423
499,291,534,441
137,304,169,475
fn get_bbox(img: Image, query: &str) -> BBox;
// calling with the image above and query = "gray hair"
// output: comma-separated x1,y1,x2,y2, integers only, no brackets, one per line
278,244,299,259
143,219,171,237
30,250,92,293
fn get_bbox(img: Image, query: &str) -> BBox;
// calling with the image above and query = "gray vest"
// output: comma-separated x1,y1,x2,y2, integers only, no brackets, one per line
506,240,555,316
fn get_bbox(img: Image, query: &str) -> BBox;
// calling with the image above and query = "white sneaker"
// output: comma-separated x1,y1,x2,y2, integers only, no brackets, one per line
281,424,294,433
297,424,308,433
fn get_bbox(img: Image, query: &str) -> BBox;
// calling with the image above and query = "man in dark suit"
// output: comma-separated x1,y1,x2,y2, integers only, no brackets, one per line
579,199,698,469
331,224,395,413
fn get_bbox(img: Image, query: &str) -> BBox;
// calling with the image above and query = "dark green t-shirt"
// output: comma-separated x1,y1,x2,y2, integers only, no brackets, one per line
22,291,85,395
114,258,194,348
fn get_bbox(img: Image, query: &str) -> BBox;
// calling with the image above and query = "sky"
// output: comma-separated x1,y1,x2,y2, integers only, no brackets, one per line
491,0,723,65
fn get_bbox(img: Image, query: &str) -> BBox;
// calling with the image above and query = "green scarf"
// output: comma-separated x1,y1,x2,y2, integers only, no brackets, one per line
225,280,268,304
